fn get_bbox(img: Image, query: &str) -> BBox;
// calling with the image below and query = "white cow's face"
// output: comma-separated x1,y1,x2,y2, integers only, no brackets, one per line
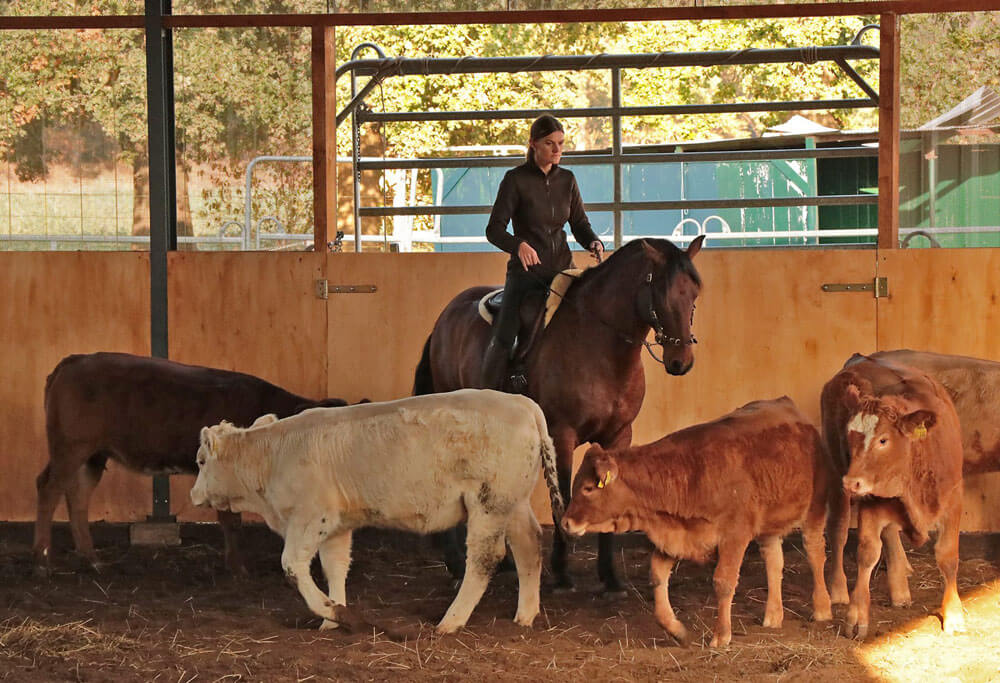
190,424,249,512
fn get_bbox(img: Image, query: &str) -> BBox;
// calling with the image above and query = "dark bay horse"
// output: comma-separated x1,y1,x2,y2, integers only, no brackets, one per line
413,236,705,592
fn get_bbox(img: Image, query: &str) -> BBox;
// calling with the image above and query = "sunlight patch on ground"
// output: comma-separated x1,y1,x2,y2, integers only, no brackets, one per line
859,578,1000,683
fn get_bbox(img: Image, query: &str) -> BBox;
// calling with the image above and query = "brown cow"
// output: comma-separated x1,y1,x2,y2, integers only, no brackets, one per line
35,352,348,576
848,349,1000,611
561,397,834,648
821,353,965,638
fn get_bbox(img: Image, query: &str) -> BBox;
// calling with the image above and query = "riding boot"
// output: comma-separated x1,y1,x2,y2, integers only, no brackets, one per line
480,338,509,391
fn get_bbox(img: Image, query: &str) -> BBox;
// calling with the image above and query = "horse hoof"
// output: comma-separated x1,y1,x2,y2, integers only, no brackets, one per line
601,588,628,601
551,578,575,594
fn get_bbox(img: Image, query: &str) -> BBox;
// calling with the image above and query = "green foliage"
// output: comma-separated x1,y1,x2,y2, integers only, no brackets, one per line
1,4,996,241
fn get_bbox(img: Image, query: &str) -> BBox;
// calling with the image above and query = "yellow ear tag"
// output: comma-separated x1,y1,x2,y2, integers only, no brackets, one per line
597,471,612,489
913,423,928,439
597,478,604,489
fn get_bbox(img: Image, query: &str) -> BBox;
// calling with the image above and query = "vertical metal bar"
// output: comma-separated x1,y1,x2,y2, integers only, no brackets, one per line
351,71,363,252
877,14,900,250
145,0,177,521
311,26,337,252
611,67,623,249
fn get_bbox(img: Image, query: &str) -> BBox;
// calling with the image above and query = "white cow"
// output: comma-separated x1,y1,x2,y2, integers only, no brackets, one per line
190,388,564,634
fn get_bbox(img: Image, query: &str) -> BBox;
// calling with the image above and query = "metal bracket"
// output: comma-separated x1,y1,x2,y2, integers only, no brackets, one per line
315,280,377,299
821,277,889,298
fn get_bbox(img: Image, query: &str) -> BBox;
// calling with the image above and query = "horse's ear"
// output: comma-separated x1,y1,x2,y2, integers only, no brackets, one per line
640,239,667,266
686,234,706,260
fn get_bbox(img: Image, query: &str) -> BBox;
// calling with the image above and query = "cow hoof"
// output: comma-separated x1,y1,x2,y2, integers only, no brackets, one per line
890,595,912,608
813,607,833,623
942,614,966,635
319,619,340,631
659,619,690,647
513,612,537,628
709,633,731,648
762,613,783,629
601,587,628,601
846,620,868,640
435,621,462,635
33,564,51,580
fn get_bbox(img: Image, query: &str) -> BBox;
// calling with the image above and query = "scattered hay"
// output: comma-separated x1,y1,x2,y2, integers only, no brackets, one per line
0,616,140,663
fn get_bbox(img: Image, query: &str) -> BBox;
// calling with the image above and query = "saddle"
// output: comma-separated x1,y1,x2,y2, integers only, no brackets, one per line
478,269,582,389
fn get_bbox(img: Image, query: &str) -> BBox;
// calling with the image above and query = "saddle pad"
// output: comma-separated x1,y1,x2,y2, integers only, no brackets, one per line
477,268,584,327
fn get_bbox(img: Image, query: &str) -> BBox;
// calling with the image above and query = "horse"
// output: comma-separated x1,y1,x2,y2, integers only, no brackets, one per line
413,235,705,593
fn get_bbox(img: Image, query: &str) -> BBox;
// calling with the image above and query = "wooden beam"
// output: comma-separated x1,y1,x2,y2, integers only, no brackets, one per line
311,25,337,253
878,13,901,250
162,0,1000,29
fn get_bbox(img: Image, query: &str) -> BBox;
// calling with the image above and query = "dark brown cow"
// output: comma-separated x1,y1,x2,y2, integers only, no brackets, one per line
821,353,965,638
561,397,834,648
35,352,348,576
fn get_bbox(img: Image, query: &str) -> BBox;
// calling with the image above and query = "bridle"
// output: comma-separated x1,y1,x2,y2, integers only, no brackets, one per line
588,270,697,367
634,272,698,366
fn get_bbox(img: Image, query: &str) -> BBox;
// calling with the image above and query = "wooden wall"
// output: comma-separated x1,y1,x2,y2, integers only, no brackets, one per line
1,247,999,531
0,253,151,522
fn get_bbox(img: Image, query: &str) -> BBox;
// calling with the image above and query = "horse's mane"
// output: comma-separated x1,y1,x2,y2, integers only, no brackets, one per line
579,238,702,286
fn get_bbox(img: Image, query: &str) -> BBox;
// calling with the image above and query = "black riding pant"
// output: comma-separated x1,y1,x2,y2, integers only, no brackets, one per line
492,267,554,351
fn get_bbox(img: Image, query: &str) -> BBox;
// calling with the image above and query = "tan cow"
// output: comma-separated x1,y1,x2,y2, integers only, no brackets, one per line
857,349,1000,612
821,354,965,638
190,389,564,635
561,397,834,648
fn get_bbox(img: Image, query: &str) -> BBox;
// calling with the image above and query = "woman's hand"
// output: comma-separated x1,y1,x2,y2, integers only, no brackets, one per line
517,242,541,270
589,240,605,263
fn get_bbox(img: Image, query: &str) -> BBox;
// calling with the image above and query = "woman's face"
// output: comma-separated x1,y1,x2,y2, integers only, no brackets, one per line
531,130,564,169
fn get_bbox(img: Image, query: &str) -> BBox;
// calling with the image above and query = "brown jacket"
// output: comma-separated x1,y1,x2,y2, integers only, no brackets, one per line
485,161,601,274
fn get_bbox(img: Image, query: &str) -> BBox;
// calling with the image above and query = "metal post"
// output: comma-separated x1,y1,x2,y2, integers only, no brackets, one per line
351,71,362,252
611,67,623,249
144,0,177,526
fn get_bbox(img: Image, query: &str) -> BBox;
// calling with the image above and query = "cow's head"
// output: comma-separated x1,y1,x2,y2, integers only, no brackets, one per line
190,420,250,512
561,445,628,536
841,385,937,499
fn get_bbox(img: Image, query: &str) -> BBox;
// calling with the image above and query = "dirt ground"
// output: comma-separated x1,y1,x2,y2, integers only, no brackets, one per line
1,523,999,683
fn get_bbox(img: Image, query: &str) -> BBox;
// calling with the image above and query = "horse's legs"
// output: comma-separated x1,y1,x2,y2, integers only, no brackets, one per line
550,427,577,590
597,425,632,595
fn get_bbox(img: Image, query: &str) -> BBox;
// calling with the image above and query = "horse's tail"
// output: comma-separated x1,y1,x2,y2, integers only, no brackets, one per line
534,402,565,533
412,333,435,396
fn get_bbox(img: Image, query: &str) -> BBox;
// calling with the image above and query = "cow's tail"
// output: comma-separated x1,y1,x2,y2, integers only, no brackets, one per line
534,403,565,531
412,334,435,396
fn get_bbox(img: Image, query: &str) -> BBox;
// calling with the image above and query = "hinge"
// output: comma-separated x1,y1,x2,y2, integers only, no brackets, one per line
315,280,377,300
821,277,888,298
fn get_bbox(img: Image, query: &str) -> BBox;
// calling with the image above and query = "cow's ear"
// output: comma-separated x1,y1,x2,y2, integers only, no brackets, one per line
844,383,867,412
900,410,937,440
251,413,278,428
594,453,619,489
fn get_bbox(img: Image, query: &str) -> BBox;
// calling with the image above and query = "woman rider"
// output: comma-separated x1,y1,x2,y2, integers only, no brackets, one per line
481,114,605,390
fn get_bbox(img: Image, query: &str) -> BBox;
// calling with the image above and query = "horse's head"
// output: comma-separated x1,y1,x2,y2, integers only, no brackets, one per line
633,235,704,376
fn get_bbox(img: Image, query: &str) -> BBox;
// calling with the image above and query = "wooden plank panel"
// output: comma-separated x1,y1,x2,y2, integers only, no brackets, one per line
324,252,508,403
0,253,150,522
167,252,328,522
878,247,1000,531
636,248,878,442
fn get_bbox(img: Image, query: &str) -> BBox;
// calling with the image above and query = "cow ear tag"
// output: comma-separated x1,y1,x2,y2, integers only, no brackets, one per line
597,471,613,488
913,423,928,440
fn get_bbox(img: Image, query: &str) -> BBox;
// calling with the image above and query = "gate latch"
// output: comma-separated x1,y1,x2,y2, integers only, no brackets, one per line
821,277,888,298
315,280,377,299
